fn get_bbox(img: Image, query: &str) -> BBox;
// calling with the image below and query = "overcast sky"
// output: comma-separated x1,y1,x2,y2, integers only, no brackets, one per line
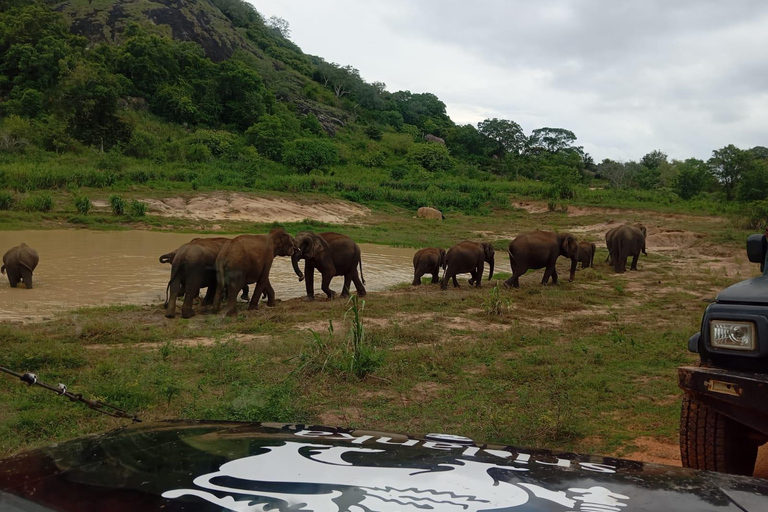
250,0,768,162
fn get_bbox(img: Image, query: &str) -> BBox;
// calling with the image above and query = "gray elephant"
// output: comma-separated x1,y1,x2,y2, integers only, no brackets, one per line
440,241,495,290
2,243,39,289
291,232,366,300
412,247,446,285
504,231,578,288
576,241,596,269
213,229,297,316
609,224,646,272
605,223,646,263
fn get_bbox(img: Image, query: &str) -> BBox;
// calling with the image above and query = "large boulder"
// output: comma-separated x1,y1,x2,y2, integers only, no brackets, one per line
424,134,446,145
417,207,444,220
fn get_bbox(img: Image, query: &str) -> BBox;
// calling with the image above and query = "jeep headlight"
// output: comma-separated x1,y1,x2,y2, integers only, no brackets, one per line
709,321,756,351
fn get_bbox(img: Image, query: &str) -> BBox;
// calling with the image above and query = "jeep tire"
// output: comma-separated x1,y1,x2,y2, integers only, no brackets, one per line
680,395,758,476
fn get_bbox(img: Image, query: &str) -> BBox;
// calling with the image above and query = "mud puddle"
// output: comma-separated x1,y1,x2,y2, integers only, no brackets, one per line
0,231,416,322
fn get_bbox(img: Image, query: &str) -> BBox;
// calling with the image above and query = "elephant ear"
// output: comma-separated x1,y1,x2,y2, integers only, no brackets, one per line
483,243,495,261
299,233,328,259
561,235,577,257
439,249,447,269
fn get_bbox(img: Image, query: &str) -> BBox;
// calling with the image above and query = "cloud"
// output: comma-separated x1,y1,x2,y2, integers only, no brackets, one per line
250,0,768,160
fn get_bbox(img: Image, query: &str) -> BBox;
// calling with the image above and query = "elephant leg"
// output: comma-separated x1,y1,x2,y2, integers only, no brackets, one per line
201,284,216,306
472,267,482,288
504,268,523,289
225,279,242,316
630,253,639,271
181,280,202,319
351,269,366,296
264,280,276,307
20,268,33,289
412,268,424,286
7,269,20,287
165,278,182,318
304,263,316,300
541,266,553,285
452,275,459,288
440,270,451,290
320,272,336,299
340,274,352,298
551,267,559,284
431,270,440,284
240,284,250,301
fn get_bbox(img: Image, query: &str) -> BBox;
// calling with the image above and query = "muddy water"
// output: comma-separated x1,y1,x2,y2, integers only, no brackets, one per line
0,231,417,322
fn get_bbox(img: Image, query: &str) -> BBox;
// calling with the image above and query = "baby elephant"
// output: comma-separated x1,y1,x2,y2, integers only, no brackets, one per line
2,243,39,289
576,241,596,269
412,247,446,285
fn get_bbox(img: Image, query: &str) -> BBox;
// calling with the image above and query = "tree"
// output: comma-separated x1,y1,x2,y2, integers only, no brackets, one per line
217,58,272,130
598,159,632,189
750,146,768,160
737,160,768,202
476,118,526,156
407,143,452,173
283,138,339,172
528,127,577,154
245,112,299,160
266,16,290,39
709,144,752,200
641,149,668,170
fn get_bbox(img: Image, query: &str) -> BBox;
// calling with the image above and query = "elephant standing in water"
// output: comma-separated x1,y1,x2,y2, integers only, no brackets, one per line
504,231,578,288
576,241,596,269
440,241,495,290
291,232,366,300
412,247,446,285
2,243,39,289
213,228,296,316
609,224,647,273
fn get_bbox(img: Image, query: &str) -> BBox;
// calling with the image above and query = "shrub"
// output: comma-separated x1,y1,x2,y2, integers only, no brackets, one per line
361,151,386,168
186,143,212,163
407,143,453,173
390,168,406,181
283,138,339,173
21,193,53,212
0,190,15,210
364,125,383,141
742,200,768,229
123,130,157,158
130,199,148,217
74,196,91,215
109,194,126,215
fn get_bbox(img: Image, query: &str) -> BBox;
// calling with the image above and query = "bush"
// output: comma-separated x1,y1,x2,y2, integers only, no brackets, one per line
283,138,339,173
407,143,453,173
0,190,15,210
186,143,212,163
742,200,768,229
21,193,54,212
123,130,157,158
109,194,126,215
364,125,383,141
390,168,406,181
74,196,91,215
130,199,148,217
361,151,386,168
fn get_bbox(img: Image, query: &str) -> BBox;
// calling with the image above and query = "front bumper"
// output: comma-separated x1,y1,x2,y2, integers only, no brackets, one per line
678,365,768,437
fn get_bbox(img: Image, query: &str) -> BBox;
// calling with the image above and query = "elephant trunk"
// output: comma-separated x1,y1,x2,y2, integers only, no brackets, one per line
487,258,494,281
291,251,305,281
569,257,577,282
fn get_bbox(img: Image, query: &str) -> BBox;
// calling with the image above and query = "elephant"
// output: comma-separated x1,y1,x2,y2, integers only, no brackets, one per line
609,224,646,272
2,243,39,289
291,232,366,300
412,247,446,285
504,231,578,288
212,228,296,316
424,134,446,145
576,241,596,269
440,241,495,290
605,223,646,263
160,238,249,317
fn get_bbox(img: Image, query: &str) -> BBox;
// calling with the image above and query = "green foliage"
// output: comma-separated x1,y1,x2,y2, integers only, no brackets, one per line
737,160,768,202
477,118,526,156
129,199,148,217
741,200,768,230
282,138,338,172
74,195,91,215
364,124,383,141
21,192,53,212
344,296,381,379
407,143,452,173
108,194,125,215
709,144,752,200
0,190,15,210
675,158,712,199
245,112,299,160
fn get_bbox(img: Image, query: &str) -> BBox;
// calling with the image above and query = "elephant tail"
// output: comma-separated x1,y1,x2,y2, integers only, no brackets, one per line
507,248,516,268
166,261,184,307
359,258,366,285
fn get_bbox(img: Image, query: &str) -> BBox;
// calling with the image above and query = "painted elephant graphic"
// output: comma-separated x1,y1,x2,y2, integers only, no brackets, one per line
163,442,629,511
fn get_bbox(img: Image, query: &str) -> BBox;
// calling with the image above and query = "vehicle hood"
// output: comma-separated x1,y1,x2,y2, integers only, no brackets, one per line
1,420,767,511
717,275,768,305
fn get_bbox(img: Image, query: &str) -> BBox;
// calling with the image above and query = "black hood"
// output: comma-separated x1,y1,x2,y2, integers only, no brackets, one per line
1,420,767,511
717,275,768,305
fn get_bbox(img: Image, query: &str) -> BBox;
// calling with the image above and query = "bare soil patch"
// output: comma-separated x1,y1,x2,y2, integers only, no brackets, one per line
84,333,271,350
135,193,368,224
624,437,681,466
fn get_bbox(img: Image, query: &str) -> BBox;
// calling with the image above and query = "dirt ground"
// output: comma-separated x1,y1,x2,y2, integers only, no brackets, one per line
94,193,370,224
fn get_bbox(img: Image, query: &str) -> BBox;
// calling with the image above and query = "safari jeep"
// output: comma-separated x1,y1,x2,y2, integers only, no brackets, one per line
679,232,768,476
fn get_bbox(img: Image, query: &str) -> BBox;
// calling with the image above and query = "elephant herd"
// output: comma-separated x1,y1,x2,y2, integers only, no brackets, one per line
158,229,366,318
412,223,647,289
1,223,647,316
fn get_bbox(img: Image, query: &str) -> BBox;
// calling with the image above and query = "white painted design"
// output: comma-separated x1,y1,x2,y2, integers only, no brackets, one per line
162,442,630,511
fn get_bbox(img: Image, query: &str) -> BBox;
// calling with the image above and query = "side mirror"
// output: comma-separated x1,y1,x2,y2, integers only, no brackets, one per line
746,234,766,265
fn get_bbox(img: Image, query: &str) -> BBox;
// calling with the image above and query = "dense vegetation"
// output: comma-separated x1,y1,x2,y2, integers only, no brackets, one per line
0,0,767,221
